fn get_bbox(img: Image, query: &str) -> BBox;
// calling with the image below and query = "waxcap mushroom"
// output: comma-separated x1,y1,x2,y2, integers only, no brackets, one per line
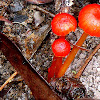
51,13,77,36
78,4,100,37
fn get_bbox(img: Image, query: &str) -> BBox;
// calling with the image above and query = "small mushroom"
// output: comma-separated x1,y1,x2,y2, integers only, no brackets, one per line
78,4,100,37
52,38,71,57
48,38,71,82
51,13,77,36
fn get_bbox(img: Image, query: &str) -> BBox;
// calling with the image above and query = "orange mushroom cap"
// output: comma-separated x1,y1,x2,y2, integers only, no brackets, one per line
52,38,71,57
51,13,77,36
78,4,100,37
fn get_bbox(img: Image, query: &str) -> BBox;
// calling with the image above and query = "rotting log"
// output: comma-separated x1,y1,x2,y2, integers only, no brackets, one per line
0,33,62,100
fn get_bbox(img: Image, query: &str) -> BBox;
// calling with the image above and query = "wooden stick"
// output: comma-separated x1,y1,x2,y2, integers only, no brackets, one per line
33,5,55,17
57,32,88,78
67,39,90,52
0,72,18,91
74,43,100,79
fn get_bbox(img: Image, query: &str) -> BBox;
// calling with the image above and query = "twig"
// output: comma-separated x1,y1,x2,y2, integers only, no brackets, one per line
0,72,18,91
33,5,55,17
66,39,90,52
74,43,100,79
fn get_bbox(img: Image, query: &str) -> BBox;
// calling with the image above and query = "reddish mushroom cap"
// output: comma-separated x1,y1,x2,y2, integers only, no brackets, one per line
78,4,100,37
52,38,71,57
51,13,77,36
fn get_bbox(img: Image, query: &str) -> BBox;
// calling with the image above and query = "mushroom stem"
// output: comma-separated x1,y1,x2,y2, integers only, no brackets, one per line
47,36,66,82
57,32,88,78
47,56,62,82
74,43,100,79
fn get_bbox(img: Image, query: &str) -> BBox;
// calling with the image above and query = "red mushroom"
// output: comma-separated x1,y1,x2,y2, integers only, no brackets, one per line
47,13,77,82
57,4,100,78
78,4,100,37
47,38,71,82
52,38,71,57
51,13,77,36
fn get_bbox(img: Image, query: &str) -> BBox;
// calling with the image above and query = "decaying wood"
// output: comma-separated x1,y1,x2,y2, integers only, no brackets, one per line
74,43,100,79
0,33,62,100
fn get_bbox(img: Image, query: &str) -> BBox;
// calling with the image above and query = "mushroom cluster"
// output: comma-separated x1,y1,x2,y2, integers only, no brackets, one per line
57,3,100,78
48,3,100,81
48,13,77,82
